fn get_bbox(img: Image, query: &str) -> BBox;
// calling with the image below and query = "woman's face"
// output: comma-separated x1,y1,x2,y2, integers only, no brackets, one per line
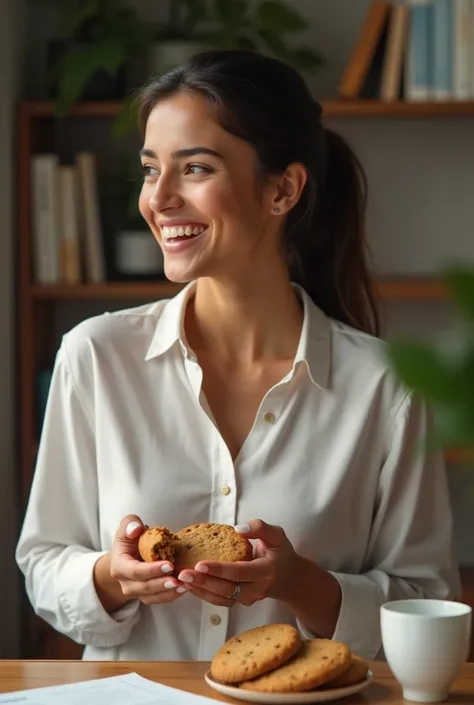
139,92,281,283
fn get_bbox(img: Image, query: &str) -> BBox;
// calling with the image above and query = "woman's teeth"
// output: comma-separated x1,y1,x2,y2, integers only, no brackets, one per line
162,225,206,239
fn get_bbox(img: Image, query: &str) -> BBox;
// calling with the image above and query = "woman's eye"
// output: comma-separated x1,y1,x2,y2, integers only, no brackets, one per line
142,165,160,179
185,164,212,175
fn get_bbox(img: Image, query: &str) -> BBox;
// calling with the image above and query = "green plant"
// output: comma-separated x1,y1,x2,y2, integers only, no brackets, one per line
157,0,324,73
42,0,154,115
387,265,474,457
202,0,324,72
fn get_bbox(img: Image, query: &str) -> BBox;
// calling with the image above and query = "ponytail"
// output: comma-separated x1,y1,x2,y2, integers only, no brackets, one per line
285,128,380,337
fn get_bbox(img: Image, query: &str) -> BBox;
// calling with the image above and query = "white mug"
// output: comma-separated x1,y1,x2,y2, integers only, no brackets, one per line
380,599,472,703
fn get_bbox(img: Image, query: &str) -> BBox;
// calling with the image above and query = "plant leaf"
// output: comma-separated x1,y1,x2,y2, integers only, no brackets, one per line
256,1,308,33
286,46,325,71
56,0,100,36
112,98,139,139
443,265,474,325
212,0,248,27
256,28,287,56
53,41,124,115
387,340,464,404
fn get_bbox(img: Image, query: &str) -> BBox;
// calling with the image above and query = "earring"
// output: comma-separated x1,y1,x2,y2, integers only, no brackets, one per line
273,207,280,213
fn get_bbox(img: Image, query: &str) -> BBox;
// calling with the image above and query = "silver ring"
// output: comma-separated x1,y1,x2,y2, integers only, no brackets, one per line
228,581,241,602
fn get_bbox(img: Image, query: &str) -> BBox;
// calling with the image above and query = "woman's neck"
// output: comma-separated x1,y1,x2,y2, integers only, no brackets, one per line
184,265,304,364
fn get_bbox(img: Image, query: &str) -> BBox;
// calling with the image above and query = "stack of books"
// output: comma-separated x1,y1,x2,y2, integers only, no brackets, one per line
338,0,474,102
30,151,105,285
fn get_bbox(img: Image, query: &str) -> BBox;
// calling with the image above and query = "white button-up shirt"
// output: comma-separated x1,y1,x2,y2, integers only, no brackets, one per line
15,283,461,661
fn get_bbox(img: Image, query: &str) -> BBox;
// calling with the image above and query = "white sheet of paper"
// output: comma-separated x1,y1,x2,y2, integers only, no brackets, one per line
0,672,219,705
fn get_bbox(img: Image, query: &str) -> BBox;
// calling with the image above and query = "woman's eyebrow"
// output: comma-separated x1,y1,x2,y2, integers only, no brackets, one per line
139,146,225,160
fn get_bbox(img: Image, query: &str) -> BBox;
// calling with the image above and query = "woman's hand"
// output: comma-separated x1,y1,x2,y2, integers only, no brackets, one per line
94,515,186,613
176,519,299,607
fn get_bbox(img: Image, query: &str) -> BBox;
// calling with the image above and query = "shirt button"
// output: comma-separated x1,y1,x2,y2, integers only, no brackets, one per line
210,614,221,626
221,484,231,495
264,412,275,424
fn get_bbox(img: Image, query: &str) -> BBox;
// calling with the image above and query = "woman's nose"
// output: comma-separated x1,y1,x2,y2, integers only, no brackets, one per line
149,177,182,213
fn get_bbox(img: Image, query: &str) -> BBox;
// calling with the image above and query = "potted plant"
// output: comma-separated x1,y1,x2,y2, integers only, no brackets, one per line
42,0,154,115
202,0,325,73
387,265,474,463
149,0,324,77
149,0,210,75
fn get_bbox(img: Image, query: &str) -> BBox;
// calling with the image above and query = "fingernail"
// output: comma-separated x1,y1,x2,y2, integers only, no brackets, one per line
176,586,187,593
161,564,173,574
178,573,194,583
164,580,175,589
125,521,142,535
195,564,208,573
234,523,251,534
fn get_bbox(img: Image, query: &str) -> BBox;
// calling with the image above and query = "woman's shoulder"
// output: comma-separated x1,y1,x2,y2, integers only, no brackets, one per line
59,298,171,371
328,318,410,410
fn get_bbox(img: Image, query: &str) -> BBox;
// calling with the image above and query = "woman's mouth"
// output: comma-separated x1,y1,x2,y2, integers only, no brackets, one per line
160,223,208,251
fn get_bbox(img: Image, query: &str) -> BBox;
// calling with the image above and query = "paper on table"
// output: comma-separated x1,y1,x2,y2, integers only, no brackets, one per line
0,672,220,705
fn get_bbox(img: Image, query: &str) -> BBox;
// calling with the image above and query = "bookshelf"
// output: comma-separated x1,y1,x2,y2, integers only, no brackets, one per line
17,100,474,661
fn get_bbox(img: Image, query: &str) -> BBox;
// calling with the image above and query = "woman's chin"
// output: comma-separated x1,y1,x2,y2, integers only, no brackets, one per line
163,262,200,285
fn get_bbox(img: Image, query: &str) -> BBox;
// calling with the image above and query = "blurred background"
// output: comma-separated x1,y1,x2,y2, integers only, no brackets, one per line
1,0,473,659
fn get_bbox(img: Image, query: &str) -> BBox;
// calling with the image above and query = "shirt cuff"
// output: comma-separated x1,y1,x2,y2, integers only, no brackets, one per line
57,550,141,647
297,571,384,660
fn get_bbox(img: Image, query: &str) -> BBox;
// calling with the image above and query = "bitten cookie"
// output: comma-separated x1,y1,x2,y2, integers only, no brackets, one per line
240,639,351,693
174,522,253,572
323,653,369,688
137,526,179,563
211,624,302,684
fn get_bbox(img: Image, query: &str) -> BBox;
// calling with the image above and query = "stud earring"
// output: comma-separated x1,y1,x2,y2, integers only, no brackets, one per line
273,207,280,213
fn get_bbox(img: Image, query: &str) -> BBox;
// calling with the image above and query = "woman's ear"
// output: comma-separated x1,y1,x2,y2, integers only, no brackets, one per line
271,162,308,215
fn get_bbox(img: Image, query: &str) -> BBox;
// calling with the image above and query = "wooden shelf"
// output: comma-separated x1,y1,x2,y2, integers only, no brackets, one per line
323,100,474,118
374,278,446,299
29,277,447,301
29,281,183,300
20,100,474,120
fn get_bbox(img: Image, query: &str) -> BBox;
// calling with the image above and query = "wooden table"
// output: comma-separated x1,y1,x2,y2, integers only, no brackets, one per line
0,661,473,703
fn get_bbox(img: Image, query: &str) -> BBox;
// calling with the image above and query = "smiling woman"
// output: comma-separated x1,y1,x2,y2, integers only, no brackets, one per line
15,50,461,665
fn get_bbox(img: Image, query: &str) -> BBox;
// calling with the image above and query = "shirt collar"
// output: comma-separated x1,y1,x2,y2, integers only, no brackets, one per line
145,281,197,361
145,281,331,390
292,284,331,390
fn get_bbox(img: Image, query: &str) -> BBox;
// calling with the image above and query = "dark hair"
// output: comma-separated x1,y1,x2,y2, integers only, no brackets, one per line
136,50,380,336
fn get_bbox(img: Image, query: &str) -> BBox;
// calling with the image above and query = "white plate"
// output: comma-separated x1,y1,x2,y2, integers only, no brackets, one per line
204,669,374,703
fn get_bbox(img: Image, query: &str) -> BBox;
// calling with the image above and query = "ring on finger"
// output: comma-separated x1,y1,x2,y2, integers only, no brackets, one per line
227,580,242,602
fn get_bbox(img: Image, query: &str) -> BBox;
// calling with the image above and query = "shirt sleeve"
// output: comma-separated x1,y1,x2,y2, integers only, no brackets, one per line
299,390,462,659
15,340,141,647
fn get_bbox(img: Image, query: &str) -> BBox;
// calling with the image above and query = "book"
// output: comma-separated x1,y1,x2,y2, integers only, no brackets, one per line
76,152,106,283
338,0,392,99
30,153,61,283
432,0,453,100
58,165,82,284
405,0,434,102
453,0,471,100
380,4,410,101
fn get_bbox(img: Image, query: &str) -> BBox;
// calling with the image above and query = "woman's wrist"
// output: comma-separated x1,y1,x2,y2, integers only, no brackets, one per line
93,552,130,614
280,553,342,639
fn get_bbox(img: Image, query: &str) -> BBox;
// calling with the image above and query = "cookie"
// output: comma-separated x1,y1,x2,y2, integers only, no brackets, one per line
174,523,253,572
240,639,351,693
138,526,179,563
138,522,252,570
211,624,302,684
323,653,369,688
